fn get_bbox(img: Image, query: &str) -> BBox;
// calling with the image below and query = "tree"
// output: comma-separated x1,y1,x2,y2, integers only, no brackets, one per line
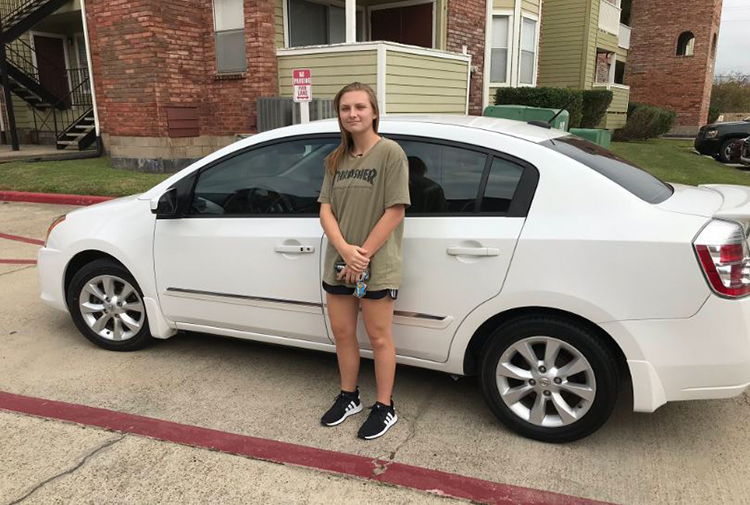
709,72,750,123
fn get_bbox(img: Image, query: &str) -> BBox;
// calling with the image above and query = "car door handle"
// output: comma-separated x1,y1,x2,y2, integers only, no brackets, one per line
447,246,500,257
274,245,315,254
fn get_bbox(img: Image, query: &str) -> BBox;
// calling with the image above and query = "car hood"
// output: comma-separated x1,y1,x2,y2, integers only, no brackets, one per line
66,194,142,218
703,121,750,129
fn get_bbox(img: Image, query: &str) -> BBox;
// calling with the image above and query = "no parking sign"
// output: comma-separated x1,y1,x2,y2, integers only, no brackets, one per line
292,69,312,103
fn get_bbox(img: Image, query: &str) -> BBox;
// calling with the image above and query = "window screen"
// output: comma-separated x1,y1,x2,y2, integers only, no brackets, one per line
214,0,246,73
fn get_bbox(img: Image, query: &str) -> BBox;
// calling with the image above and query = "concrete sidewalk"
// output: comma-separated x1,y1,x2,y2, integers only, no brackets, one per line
1,410,459,504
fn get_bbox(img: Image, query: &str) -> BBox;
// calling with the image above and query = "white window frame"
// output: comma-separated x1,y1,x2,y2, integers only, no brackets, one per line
517,12,539,87
212,0,247,74
368,0,437,49
487,10,513,88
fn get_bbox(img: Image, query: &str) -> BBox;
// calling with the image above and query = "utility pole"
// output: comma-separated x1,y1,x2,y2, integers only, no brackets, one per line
0,22,20,151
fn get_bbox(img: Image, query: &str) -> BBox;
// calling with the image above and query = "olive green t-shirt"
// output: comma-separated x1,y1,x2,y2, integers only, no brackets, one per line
318,137,411,291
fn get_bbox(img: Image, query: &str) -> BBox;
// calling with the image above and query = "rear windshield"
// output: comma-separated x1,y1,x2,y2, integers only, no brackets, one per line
541,136,673,204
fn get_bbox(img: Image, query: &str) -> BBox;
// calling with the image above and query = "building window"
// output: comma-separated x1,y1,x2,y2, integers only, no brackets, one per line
676,31,695,57
490,15,510,84
214,0,246,73
519,17,537,85
289,0,364,47
615,60,625,84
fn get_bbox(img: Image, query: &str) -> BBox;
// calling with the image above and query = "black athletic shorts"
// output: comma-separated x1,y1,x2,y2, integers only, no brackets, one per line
322,281,398,300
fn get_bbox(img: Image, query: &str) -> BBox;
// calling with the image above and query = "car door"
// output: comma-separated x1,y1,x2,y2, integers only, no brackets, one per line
322,137,535,362
154,136,339,344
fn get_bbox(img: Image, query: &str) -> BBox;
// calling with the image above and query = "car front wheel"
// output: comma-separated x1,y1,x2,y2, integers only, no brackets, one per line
67,258,153,351
480,316,619,443
718,138,737,163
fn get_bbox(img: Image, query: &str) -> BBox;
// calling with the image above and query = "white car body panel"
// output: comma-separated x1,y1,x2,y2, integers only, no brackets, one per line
38,116,750,415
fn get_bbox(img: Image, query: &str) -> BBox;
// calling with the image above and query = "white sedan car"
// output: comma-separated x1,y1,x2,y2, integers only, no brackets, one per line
38,116,750,443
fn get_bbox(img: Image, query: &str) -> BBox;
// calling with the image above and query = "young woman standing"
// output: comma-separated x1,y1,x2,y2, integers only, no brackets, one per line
317,82,410,440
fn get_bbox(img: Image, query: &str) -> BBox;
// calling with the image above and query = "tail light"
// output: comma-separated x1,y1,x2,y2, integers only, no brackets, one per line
694,220,750,298
44,215,66,247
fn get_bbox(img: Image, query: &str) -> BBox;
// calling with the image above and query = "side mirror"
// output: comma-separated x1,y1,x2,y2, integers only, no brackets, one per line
151,187,177,217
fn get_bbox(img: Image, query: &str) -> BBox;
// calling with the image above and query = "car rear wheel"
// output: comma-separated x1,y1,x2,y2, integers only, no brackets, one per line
480,316,619,443
67,259,153,351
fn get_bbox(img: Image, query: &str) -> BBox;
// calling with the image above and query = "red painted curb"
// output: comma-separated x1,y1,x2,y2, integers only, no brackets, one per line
0,391,606,505
0,259,36,265
0,232,45,246
0,190,114,206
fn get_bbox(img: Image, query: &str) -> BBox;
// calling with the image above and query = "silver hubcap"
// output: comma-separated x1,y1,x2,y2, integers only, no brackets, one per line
496,336,596,428
79,275,145,341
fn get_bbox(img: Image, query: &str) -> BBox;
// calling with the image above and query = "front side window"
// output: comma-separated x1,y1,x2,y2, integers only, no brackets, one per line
519,17,537,85
396,140,488,215
214,0,246,73
191,138,338,216
490,15,510,84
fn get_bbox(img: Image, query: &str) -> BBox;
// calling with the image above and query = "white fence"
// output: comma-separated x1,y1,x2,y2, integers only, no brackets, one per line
599,0,621,36
619,24,631,49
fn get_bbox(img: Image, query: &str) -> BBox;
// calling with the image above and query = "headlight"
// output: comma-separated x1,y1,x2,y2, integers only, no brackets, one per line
704,130,718,139
44,215,66,247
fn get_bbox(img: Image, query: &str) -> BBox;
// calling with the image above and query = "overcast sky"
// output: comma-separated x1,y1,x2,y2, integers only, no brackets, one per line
716,0,750,75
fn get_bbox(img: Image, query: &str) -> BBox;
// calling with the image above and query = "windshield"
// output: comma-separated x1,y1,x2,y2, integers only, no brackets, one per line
541,136,674,204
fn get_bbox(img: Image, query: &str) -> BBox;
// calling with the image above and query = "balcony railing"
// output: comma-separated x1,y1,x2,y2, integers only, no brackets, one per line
618,24,631,49
598,0,621,36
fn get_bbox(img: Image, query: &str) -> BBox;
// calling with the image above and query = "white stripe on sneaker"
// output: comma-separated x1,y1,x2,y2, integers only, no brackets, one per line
324,401,363,427
363,412,398,440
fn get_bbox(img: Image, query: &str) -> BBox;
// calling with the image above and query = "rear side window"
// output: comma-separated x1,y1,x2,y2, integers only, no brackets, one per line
542,136,673,204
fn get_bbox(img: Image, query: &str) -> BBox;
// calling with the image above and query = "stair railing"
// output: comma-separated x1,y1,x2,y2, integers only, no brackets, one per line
5,37,69,97
0,0,40,24
31,70,92,144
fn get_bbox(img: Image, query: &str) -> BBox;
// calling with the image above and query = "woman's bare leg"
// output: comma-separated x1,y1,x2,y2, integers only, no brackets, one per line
361,297,397,405
326,293,361,392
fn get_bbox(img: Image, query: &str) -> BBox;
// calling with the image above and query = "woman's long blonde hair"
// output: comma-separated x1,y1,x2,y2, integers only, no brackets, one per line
325,82,380,174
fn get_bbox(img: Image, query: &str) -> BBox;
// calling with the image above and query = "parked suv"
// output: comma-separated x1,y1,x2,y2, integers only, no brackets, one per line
695,118,750,163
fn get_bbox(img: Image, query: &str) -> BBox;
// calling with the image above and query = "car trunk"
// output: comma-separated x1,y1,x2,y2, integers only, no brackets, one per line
656,184,750,231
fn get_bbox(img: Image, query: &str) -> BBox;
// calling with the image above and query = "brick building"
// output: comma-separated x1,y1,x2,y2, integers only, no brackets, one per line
625,0,722,136
1,0,545,171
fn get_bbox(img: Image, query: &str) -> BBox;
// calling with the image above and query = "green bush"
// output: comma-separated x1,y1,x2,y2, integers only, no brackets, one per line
613,102,677,141
580,89,614,128
494,87,584,128
708,104,721,124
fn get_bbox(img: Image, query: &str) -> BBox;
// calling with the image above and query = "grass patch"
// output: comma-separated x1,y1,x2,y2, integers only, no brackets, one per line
611,138,750,187
0,156,169,197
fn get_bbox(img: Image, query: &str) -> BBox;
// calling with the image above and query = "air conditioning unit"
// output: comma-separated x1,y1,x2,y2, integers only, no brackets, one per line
257,97,336,132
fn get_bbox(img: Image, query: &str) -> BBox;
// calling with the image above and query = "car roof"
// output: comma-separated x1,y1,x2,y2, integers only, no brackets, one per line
264,114,570,144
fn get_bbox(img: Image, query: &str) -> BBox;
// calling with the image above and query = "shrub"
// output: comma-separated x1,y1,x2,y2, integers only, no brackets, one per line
580,89,614,128
495,87,584,128
613,103,677,141
708,104,721,124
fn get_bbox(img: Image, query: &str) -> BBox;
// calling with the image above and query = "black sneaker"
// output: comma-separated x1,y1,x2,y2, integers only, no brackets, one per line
321,388,363,426
357,401,398,440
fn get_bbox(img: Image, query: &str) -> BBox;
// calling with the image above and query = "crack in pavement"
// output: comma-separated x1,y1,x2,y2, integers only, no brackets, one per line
369,383,439,478
0,265,34,278
7,434,126,505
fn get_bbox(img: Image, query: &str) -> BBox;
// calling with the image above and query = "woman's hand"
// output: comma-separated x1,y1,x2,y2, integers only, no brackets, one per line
336,266,362,284
340,244,370,272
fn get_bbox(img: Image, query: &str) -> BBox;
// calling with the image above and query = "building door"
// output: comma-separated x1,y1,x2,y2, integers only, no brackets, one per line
33,35,69,104
371,3,433,48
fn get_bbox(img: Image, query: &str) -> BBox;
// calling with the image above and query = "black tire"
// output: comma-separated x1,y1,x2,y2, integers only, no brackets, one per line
480,316,619,443
66,258,153,351
718,138,737,163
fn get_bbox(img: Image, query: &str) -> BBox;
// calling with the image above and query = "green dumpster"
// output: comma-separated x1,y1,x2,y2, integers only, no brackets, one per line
483,105,570,131
568,128,612,149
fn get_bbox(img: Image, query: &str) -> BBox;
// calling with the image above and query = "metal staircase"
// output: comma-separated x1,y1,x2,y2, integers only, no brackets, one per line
0,0,69,43
1,0,96,150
